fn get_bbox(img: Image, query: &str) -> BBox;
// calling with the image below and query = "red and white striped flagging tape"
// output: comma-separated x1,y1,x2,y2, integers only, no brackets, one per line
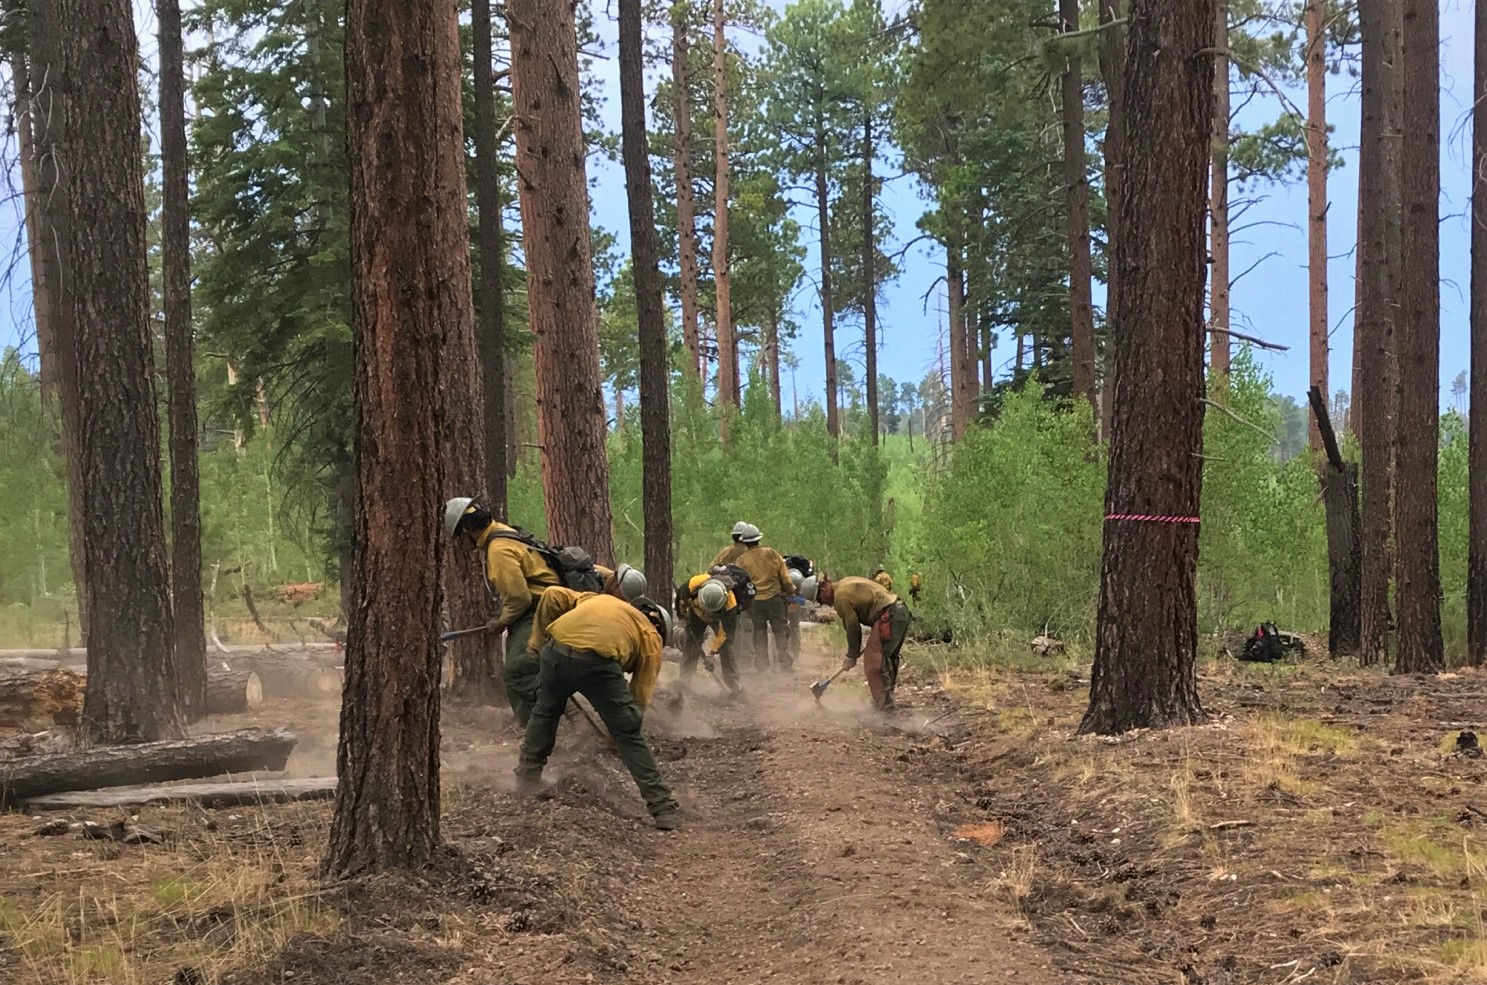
1104,514,1201,524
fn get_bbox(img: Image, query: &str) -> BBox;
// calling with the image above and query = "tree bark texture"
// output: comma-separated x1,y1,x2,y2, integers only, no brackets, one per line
1356,0,1400,667
327,0,468,876
1472,0,1487,667
767,309,783,420
1097,0,1124,443
816,124,839,439
672,6,703,379
26,1,90,645
509,0,616,562
712,0,737,407
0,728,297,805
0,669,85,731
1080,0,1213,735
1308,386,1361,656
1208,0,1231,385
1393,0,1443,674
1061,0,1097,423
472,0,509,521
863,113,879,444
618,0,675,606
948,248,971,438
53,0,181,744
158,0,207,721
1305,0,1329,453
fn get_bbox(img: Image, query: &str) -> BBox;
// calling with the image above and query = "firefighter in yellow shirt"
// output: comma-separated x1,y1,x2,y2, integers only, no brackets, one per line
712,522,796,671
818,574,912,711
518,588,682,830
675,573,743,694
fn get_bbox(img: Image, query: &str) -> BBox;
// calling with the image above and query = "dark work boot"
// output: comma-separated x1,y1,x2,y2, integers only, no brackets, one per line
653,810,682,832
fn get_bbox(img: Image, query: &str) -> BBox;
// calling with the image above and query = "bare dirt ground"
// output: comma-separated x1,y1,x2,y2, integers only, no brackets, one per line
9,637,1487,984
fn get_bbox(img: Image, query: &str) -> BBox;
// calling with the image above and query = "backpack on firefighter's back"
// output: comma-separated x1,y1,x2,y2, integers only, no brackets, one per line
488,528,607,594
708,564,757,611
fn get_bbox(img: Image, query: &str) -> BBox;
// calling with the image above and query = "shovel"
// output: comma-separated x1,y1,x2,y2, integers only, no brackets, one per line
809,668,846,701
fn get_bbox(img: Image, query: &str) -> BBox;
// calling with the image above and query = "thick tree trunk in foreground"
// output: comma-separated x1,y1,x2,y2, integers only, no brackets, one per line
1305,0,1329,453
1081,0,1213,735
1097,0,1125,442
1357,0,1400,667
1471,0,1487,667
1061,0,1097,423
473,0,509,521
510,0,616,561
712,0,737,408
1308,387,1362,656
1208,0,1230,385
1393,0,1443,675
672,7,703,380
0,728,297,804
618,0,675,606
56,0,181,743
327,0,467,876
159,0,207,721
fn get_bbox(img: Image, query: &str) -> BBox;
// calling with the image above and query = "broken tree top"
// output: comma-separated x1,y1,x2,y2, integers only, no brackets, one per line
0,727,298,805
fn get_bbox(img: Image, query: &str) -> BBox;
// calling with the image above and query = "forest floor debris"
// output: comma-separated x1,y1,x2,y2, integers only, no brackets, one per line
2,649,1487,982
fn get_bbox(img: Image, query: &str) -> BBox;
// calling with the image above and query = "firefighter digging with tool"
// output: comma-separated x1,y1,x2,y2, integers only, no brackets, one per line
676,571,745,697
712,522,796,673
518,587,683,831
817,574,912,712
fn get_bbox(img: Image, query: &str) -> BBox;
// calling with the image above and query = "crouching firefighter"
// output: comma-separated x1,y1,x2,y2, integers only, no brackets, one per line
519,587,683,831
675,573,745,695
817,575,912,711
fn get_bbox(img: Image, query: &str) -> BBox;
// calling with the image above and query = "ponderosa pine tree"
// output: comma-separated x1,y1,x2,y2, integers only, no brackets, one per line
472,0,508,518
1208,0,1231,386
1305,0,1328,453
1080,0,1213,735
1059,0,1096,422
1472,0,1487,667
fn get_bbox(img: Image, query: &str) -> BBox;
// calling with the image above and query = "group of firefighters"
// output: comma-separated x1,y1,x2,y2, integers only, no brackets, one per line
441,495,917,832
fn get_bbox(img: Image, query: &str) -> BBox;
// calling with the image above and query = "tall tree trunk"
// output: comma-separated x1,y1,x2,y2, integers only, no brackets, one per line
510,0,615,562
53,0,181,743
1310,386,1362,655
158,0,206,721
618,0,674,609
712,0,737,407
9,47,54,405
947,249,968,438
1208,0,1231,385
1472,0,1487,668
672,6,703,379
816,127,839,439
1097,0,1124,443
1351,223,1364,438
767,308,783,420
1080,0,1213,735
1306,0,1329,453
1061,0,1097,423
1392,0,1443,675
325,0,468,876
863,113,879,445
472,0,508,519
25,8,89,644
1357,0,1400,667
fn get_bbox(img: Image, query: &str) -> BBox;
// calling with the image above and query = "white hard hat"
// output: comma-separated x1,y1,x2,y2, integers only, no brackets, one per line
614,564,648,601
443,497,476,537
636,599,674,643
740,523,762,544
799,575,819,603
731,520,752,539
789,569,804,592
697,579,729,613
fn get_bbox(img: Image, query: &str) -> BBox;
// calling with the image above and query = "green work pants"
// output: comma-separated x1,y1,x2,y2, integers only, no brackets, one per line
681,610,741,690
502,609,538,725
517,643,679,817
750,597,791,671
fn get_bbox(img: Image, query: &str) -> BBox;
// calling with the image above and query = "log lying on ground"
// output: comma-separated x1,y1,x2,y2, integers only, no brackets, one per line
20,775,335,810
0,727,297,804
205,671,264,716
0,643,340,663
216,652,340,700
0,669,86,730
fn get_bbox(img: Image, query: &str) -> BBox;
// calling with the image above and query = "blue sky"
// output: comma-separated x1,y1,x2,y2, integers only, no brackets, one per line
0,1,1473,416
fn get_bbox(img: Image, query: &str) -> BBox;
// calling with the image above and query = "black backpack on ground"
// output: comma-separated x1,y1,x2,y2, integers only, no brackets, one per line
784,554,814,578
488,528,606,593
708,564,757,611
1240,622,1285,664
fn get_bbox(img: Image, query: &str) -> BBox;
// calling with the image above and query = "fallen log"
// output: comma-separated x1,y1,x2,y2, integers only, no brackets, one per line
205,671,264,716
0,727,297,804
217,652,340,700
0,644,340,662
0,669,86,731
21,775,335,810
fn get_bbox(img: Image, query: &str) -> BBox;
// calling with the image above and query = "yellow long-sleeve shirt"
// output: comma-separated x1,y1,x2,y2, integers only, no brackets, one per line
533,590,663,710
680,573,737,622
478,522,561,625
874,570,894,592
832,576,899,661
711,543,794,602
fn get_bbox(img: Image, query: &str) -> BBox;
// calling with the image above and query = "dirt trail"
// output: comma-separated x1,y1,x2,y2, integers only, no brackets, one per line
434,657,1063,985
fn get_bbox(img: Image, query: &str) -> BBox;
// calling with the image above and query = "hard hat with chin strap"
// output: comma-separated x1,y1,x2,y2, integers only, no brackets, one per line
614,564,648,601
635,597,674,643
697,578,729,613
